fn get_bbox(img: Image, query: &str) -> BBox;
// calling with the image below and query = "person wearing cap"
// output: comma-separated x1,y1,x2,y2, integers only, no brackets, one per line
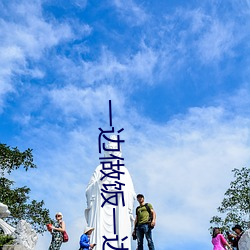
79,227,96,250
230,225,244,250
49,212,66,250
133,194,156,250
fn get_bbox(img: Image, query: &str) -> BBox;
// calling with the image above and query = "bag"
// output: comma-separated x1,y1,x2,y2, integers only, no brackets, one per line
62,231,69,242
46,224,52,232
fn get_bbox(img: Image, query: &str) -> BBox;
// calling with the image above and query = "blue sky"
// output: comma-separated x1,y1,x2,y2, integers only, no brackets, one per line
1,0,250,249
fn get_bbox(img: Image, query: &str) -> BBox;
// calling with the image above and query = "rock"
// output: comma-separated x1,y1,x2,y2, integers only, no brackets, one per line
239,229,250,250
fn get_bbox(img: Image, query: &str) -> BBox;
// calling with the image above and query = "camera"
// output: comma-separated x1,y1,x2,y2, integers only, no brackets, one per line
132,231,137,240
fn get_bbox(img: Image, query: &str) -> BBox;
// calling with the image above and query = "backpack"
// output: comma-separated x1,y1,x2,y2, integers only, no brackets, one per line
136,203,154,229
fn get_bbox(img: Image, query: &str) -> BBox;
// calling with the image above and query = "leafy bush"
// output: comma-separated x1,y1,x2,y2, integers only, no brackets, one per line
0,234,14,246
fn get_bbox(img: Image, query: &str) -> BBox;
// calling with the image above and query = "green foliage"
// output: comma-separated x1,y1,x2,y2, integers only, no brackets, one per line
0,143,52,233
0,234,14,246
210,167,250,232
0,144,36,176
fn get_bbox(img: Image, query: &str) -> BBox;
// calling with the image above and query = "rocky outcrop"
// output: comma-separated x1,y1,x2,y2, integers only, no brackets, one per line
238,229,250,250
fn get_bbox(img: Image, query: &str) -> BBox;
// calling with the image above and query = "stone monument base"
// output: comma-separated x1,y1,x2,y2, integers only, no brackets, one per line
1,245,26,250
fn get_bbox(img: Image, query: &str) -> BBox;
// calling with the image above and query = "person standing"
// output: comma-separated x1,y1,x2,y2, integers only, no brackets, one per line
231,225,244,250
49,212,66,250
133,194,156,250
211,227,232,250
79,227,96,250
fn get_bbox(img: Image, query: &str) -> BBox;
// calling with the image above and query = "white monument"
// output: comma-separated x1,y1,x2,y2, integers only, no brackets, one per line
238,229,250,250
85,135,136,250
13,220,38,250
0,202,38,250
0,202,15,235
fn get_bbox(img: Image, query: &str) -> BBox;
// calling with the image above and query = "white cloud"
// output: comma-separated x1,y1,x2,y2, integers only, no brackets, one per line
196,20,235,63
81,45,158,86
159,7,240,67
112,0,148,26
224,84,250,114
0,1,74,110
81,48,127,85
0,45,25,109
127,43,158,84
48,84,125,120
188,8,210,33
73,0,87,9
0,2,73,58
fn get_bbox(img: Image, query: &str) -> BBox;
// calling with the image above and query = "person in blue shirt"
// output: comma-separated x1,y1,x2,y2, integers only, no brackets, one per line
79,227,96,250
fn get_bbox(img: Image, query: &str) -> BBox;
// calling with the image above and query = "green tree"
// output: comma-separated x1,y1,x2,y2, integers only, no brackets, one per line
0,143,52,233
210,167,250,232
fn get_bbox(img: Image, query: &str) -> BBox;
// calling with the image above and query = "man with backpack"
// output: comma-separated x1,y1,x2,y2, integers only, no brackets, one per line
133,194,156,250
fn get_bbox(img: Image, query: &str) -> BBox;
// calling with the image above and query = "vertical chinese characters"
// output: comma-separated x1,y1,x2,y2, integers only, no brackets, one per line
85,100,136,250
